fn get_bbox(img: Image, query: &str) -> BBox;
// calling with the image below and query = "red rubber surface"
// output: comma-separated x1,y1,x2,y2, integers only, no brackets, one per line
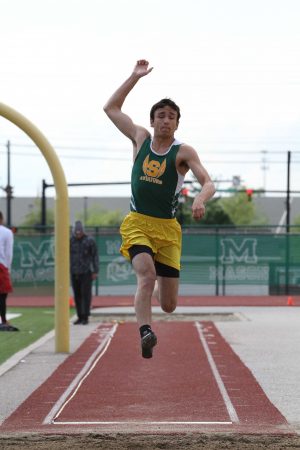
8,295,300,307
55,322,229,423
1,321,289,434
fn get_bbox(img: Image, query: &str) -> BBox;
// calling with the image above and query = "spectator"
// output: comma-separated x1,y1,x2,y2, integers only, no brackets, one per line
0,211,19,331
70,221,99,325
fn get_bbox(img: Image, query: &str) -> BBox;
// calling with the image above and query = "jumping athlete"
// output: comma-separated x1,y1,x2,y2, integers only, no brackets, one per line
104,59,215,358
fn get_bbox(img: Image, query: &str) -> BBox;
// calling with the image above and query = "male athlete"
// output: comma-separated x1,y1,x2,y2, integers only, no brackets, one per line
104,59,215,358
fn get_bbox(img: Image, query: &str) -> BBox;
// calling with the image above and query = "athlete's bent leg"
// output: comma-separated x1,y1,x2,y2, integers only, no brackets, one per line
157,276,179,313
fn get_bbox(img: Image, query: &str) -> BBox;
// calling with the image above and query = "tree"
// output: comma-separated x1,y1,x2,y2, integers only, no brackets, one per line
176,195,233,225
220,192,255,225
20,199,54,227
220,192,268,225
292,215,300,232
176,183,268,226
200,198,233,225
77,205,125,226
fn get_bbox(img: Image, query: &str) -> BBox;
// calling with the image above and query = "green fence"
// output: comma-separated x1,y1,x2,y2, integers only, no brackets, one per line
10,227,300,296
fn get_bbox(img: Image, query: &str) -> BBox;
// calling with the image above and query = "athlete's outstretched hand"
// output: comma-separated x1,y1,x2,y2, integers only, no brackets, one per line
133,59,153,78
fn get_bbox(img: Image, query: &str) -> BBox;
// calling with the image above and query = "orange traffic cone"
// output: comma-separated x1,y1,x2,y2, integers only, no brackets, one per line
69,296,75,307
287,296,295,306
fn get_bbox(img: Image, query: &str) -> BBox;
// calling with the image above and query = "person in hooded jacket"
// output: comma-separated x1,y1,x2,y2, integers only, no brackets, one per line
70,221,99,325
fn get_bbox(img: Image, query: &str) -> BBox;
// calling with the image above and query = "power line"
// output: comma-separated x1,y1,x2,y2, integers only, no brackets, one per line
1,150,300,164
1,142,300,154
0,150,130,162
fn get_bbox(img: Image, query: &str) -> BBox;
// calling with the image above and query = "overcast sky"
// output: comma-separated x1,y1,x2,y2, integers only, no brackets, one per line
1,0,300,199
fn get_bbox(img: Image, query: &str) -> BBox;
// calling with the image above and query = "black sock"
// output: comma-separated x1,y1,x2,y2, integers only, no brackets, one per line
139,324,152,338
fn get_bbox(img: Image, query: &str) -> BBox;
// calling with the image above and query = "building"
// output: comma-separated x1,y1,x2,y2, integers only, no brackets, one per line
0,196,131,226
0,195,299,228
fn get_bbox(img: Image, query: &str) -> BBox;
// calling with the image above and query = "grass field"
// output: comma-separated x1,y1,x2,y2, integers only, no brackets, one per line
0,307,74,365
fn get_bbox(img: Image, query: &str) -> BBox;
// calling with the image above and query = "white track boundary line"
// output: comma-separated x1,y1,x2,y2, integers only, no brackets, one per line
43,323,118,425
195,321,239,424
53,421,232,425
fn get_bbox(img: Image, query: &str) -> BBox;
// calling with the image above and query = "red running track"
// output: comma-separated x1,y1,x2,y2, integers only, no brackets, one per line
8,294,300,307
1,321,290,434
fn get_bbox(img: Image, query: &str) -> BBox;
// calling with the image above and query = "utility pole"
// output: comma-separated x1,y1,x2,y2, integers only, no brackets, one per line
83,196,88,225
41,179,48,228
5,140,13,227
285,150,291,295
261,150,269,192
286,151,291,233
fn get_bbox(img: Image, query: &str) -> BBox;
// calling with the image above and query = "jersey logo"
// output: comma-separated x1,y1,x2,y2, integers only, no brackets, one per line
142,155,166,178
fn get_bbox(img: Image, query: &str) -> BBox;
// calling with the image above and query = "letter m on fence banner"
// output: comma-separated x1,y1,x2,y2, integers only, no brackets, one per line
18,240,54,267
220,238,258,264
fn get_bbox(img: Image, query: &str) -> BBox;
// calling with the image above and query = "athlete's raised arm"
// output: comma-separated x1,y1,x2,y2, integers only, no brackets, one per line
103,60,153,154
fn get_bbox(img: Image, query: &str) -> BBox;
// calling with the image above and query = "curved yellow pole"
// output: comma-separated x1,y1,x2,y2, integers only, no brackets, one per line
0,102,69,353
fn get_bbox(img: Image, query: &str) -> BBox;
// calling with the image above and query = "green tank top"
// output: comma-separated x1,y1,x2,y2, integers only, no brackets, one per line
130,137,184,218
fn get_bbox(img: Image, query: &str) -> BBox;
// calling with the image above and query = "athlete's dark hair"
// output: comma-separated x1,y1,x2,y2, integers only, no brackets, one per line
150,98,181,123
0,211,3,221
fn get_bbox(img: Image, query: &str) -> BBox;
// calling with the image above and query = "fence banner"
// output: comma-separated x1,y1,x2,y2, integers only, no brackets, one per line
10,230,300,296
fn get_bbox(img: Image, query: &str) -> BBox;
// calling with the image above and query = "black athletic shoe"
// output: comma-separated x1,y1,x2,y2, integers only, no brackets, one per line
141,330,157,359
73,318,82,325
0,323,19,331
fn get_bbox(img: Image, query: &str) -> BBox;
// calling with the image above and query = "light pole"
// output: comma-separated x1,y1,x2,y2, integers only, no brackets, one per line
5,140,13,227
83,196,88,225
261,150,269,192
286,151,291,233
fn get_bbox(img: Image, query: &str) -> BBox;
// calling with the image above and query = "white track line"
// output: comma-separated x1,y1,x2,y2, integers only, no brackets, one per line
43,323,118,425
53,421,232,425
195,321,239,424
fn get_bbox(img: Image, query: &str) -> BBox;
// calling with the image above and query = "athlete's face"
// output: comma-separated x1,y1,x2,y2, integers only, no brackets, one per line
150,106,179,137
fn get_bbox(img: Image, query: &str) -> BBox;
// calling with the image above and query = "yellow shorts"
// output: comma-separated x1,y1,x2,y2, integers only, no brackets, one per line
120,212,182,271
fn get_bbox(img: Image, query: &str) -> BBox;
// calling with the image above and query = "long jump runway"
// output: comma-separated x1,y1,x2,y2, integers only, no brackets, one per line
1,321,290,434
